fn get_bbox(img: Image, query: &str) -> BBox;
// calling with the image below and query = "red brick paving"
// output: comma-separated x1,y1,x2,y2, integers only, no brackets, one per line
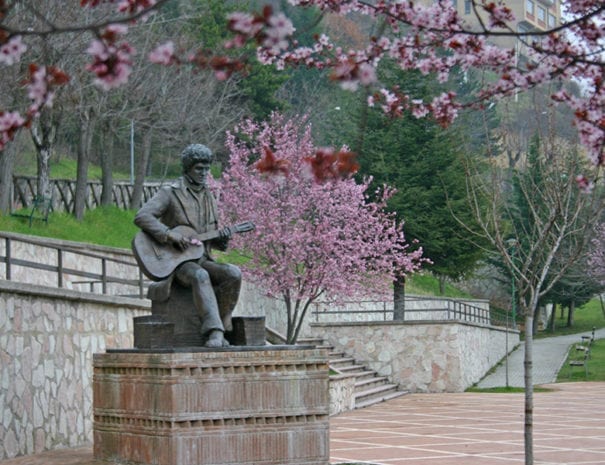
1,382,604,465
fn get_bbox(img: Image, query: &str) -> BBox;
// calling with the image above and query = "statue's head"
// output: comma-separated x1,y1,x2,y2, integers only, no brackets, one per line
181,144,213,173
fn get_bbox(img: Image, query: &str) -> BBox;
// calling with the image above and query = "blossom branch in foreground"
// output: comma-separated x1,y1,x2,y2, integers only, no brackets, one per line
0,0,164,146
221,0,604,165
1,1,602,164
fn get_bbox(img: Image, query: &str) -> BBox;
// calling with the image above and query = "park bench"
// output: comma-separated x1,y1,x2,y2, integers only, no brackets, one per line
568,330,597,378
11,195,52,227
569,347,590,378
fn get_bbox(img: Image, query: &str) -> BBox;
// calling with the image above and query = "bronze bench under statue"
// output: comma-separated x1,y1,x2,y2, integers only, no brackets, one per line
134,280,265,348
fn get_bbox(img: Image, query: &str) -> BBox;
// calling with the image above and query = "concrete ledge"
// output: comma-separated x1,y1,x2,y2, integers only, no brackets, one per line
0,279,150,309
312,318,515,333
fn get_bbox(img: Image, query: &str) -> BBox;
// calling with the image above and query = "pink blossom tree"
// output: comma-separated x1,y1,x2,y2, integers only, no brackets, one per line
220,113,426,343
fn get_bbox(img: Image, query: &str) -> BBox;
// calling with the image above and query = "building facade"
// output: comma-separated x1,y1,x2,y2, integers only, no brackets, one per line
451,0,561,51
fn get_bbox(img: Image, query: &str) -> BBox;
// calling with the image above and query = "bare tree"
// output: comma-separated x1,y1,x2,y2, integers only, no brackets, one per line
464,122,603,463
117,8,247,209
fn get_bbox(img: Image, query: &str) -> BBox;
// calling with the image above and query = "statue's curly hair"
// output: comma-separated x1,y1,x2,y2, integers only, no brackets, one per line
181,144,213,172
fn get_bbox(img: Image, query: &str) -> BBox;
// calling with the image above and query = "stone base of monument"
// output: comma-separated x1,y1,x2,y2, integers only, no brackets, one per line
93,347,329,465
138,281,267,348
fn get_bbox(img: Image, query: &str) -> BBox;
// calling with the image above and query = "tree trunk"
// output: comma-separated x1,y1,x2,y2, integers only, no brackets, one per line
532,308,540,335
74,111,94,220
30,111,58,208
393,275,406,320
36,148,51,202
130,127,152,210
567,301,575,327
0,143,17,214
524,310,534,465
100,124,115,207
548,303,556,332
438,275,446,295
30,110,60,208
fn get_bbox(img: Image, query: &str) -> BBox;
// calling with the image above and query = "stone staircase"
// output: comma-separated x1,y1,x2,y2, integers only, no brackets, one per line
300,337,408,409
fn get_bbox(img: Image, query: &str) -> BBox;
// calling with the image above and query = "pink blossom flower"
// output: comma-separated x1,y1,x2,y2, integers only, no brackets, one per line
0,36,27,65
227,12,259,35
86,27,135,90
148,41,175,65
27,67,54,109
117,0,156,15
0,111,24,132
104,24,129,36
358,63,377,85
575,175,595,194
0,111,26,150
266,13,295,38
262,35,289,55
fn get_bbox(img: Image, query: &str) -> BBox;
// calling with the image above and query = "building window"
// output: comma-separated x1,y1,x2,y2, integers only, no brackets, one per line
537,6,546,23
465,0,471,14
548,13,556,28
526,0,534,15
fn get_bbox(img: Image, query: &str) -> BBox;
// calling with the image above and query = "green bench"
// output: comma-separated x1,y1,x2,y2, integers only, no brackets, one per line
11,195,53,226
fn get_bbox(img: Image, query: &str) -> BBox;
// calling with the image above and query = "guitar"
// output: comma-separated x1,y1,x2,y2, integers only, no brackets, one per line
132,222,254,281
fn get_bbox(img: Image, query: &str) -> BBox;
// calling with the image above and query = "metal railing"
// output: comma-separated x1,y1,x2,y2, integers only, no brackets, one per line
311,295,496,326
0,232,146,298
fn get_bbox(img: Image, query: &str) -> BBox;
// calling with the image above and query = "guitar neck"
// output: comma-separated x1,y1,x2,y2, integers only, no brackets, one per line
194,229,221,242
183,222,253,243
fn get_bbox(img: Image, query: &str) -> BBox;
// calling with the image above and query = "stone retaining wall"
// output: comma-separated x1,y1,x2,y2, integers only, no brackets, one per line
0,280,150,461
311,320,519,393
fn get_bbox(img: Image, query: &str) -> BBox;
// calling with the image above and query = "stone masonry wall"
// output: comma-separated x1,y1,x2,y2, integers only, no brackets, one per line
0,280,150,461
311,321,519,393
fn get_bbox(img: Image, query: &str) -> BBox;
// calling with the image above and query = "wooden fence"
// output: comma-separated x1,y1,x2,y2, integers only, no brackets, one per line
11,176,163,213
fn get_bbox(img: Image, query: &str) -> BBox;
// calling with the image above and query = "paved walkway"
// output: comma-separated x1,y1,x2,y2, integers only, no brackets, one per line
329,382,605,464
2,332,604,465
477,328,605,388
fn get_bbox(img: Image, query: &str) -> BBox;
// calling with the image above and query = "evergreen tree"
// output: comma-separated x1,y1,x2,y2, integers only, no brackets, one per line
354,66,488,293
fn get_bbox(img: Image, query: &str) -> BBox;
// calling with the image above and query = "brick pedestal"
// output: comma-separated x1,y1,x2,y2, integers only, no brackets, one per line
93,347,329,465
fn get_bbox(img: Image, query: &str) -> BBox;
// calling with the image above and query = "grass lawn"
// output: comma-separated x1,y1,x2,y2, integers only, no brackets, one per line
0,206,138,249
539,298,605,337
557,337,605,382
